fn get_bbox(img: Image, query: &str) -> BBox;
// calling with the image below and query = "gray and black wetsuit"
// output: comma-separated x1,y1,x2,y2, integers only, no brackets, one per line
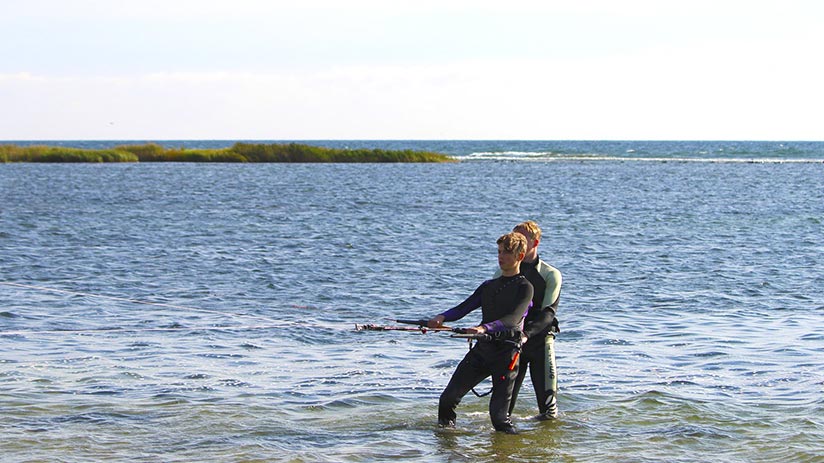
506,256,562,418
436,274,533,432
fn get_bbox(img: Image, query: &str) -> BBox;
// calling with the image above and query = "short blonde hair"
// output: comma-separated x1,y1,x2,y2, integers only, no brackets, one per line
497,232,527,255
513,220,542,241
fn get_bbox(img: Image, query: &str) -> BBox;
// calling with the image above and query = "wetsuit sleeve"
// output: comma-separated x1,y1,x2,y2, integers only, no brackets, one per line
482,280,533,334
438,282,485,322
539,266,562,314
524,266,562,338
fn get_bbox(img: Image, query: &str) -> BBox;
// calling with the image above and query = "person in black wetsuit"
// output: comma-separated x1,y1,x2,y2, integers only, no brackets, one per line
426,232,533,434
499,221,562,420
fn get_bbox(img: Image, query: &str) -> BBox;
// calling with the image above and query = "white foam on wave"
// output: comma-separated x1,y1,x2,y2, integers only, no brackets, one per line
456,153,824,164
464,151,552,158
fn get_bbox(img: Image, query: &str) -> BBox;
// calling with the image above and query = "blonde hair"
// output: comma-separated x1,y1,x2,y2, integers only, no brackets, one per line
513,220,542,241
497,232,527,255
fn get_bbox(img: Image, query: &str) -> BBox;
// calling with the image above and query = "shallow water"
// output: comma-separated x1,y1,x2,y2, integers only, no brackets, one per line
2,154,823,462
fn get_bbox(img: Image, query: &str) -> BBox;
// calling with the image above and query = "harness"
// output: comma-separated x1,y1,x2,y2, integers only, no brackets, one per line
467,334,523,397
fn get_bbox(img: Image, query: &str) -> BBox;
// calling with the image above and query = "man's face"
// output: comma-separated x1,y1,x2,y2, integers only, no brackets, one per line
515,228,537,254
497,243,521,271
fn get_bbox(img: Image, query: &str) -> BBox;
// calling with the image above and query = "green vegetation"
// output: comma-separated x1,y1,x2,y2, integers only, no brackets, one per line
0,143,454,163
0,145,138,163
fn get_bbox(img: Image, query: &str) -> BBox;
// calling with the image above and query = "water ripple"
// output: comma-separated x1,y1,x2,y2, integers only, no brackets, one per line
2,160,823,462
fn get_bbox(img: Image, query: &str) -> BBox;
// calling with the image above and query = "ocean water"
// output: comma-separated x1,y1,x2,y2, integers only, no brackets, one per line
1,141,823,462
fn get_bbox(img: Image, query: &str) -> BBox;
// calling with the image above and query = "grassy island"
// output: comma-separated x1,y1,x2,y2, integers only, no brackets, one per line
0,142,455,163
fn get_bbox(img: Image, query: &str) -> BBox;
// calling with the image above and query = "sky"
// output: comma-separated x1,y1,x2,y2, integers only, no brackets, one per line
1,0,823,140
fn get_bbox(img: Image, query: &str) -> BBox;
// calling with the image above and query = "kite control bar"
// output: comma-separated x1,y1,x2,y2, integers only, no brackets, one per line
355,319,456,334
355,319,492,339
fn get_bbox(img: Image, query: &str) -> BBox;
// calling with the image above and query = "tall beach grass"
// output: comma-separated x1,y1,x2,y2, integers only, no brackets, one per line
0,143,454,163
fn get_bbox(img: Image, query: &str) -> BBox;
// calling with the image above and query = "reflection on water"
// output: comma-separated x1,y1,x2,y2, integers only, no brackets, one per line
1,159,823,462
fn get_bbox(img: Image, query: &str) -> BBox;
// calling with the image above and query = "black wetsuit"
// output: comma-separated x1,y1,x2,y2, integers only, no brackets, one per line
436,274,533,432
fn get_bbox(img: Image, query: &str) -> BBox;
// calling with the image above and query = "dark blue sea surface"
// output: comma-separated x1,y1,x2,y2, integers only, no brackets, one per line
1,141,823,462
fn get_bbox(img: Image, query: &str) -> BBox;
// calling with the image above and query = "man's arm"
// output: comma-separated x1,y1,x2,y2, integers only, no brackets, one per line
539,265,562,314
427,282,486,327
524,265,562,338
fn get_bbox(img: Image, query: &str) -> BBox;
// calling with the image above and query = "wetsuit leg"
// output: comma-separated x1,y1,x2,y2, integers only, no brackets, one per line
507,344,532,417
529,334,558,418
488,345,520,431
438,348,490,427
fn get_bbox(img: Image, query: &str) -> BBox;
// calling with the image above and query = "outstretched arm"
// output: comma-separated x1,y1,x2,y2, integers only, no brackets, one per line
427,282,485,328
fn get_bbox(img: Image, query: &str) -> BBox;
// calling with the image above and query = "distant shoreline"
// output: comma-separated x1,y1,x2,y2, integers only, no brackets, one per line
0,142,455,163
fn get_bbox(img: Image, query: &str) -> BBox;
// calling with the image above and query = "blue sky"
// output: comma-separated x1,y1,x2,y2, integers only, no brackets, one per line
2,0,823,140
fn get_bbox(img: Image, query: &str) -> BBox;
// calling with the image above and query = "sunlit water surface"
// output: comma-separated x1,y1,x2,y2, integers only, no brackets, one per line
2,148,823,462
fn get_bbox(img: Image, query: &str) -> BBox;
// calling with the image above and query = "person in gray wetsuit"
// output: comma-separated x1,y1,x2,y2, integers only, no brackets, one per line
427,232,533,434
496,221,562,420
